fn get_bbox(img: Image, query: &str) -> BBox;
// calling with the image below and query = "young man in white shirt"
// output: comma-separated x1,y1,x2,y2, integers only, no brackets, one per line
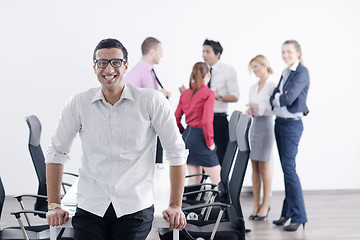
45,38,188,240
202,39,239,165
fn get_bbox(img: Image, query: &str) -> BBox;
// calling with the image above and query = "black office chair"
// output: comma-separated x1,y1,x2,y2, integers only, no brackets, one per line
185,113,252,224
182,111,242,217
16,115,78,221
0,177,74,240
159,114,252,240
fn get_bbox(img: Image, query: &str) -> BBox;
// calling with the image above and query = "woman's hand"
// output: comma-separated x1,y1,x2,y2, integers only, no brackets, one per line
209,143,216,151
246,107,253,116
246,103,258,116
246,103,258,110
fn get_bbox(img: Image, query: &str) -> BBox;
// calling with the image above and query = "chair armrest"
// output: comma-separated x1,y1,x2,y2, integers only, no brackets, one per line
183,189,220,197
63,172,79,177
13,194,48,202
182,202,230,212
184,183,218,189
185,173,209,179
10,210,47,219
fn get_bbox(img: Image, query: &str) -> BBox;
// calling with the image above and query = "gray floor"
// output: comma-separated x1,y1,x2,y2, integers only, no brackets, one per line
2,190,360,239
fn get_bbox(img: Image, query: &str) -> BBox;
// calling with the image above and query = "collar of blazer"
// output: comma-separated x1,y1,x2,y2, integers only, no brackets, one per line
283,63,303,89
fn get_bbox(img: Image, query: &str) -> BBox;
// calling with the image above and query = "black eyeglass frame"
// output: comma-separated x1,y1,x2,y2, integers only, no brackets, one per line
94,58,126,68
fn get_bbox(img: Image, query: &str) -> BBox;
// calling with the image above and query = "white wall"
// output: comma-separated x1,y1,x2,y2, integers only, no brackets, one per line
1,0,359,195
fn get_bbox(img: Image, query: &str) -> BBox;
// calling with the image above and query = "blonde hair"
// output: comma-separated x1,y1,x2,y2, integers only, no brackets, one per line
283,40,304,65
248,55,273,74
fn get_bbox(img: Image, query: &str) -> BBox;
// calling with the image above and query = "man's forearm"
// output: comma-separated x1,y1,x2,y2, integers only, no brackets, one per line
169,164,186,207
46,163,64,205
221,95,238,103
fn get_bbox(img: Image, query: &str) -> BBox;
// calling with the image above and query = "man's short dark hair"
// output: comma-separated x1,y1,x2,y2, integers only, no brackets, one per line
93,38,128,62
141,37,161,55
203,39,223,58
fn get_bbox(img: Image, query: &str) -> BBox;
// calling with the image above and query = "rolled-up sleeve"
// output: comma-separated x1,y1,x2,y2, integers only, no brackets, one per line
45,96,81,165
150,92,188,166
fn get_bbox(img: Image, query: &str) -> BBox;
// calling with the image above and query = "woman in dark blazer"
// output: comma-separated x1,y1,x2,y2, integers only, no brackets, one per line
270,40,309,231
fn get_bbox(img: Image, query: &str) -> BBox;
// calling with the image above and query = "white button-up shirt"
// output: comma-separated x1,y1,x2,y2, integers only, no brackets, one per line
208,61,239,113
45,84,188,218
249,76,277,116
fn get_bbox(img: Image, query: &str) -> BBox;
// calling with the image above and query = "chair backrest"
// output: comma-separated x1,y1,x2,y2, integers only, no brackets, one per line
0,177,5,220
217,111,241,199
227,114,252,227
25,115,48,213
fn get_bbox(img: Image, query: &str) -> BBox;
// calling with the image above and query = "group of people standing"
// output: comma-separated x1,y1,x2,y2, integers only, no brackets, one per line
125,37,310,232
174,39,310,232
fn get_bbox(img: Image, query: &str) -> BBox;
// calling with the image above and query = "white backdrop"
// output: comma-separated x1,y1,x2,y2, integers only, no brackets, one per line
1,0,359,195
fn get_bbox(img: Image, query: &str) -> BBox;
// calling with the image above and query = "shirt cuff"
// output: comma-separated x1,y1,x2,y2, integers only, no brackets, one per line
166,150,189,166
45,148,69,165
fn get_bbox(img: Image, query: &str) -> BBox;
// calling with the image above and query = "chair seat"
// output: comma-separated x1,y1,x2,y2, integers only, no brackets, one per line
159,222,244,240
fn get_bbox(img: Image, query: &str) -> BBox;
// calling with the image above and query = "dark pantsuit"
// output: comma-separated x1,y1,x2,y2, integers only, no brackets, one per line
275,118,307,223
213,113,229,166
72,204,154,240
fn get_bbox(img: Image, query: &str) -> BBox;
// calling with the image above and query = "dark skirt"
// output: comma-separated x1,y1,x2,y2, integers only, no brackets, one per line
182,126,219,167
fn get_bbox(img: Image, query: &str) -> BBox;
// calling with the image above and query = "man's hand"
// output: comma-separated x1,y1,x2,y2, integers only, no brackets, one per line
162,205,186,230
160,88,171,98
215,89,221,100
46,208,69,226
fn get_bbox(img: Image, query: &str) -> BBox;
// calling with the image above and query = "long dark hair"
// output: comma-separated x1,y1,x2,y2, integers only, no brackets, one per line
189,62,209,96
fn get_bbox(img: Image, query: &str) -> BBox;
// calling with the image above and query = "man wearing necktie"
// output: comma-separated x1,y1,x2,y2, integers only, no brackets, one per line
202,39,239,165
125,37,171,167
179,39,239,165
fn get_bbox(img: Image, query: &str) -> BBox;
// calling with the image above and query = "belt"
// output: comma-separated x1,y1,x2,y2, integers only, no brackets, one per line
214,113,227,117
276,117,301,121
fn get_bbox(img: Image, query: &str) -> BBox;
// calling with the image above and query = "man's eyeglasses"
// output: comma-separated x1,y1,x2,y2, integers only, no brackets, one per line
94,59,126,68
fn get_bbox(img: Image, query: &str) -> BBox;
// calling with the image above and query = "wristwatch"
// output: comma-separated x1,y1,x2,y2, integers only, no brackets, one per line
219,95,223,101
48,203,61,210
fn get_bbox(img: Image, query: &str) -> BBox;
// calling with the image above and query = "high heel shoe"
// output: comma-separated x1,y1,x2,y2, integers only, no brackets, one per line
249,215,257,220
272,217,289,226
283,222,305,231
254,207,270,221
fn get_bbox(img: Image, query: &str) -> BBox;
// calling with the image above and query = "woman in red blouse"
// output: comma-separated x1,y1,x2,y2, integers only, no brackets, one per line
175,62,221,186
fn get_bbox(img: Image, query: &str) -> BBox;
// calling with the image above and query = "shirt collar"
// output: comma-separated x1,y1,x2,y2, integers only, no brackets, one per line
140,58,154,72
209,60,221,71
91,84,134,104
290,60,300,71
91,88,106,103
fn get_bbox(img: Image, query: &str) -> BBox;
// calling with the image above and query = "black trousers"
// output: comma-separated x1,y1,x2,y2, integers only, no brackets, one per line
155,137,163,164
213,113,229,166
72,204,154,240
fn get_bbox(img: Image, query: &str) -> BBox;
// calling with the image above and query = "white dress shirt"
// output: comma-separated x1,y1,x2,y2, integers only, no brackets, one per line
273,60,303,118
208,61,239,113
45,83,188,218
249,76,277,116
